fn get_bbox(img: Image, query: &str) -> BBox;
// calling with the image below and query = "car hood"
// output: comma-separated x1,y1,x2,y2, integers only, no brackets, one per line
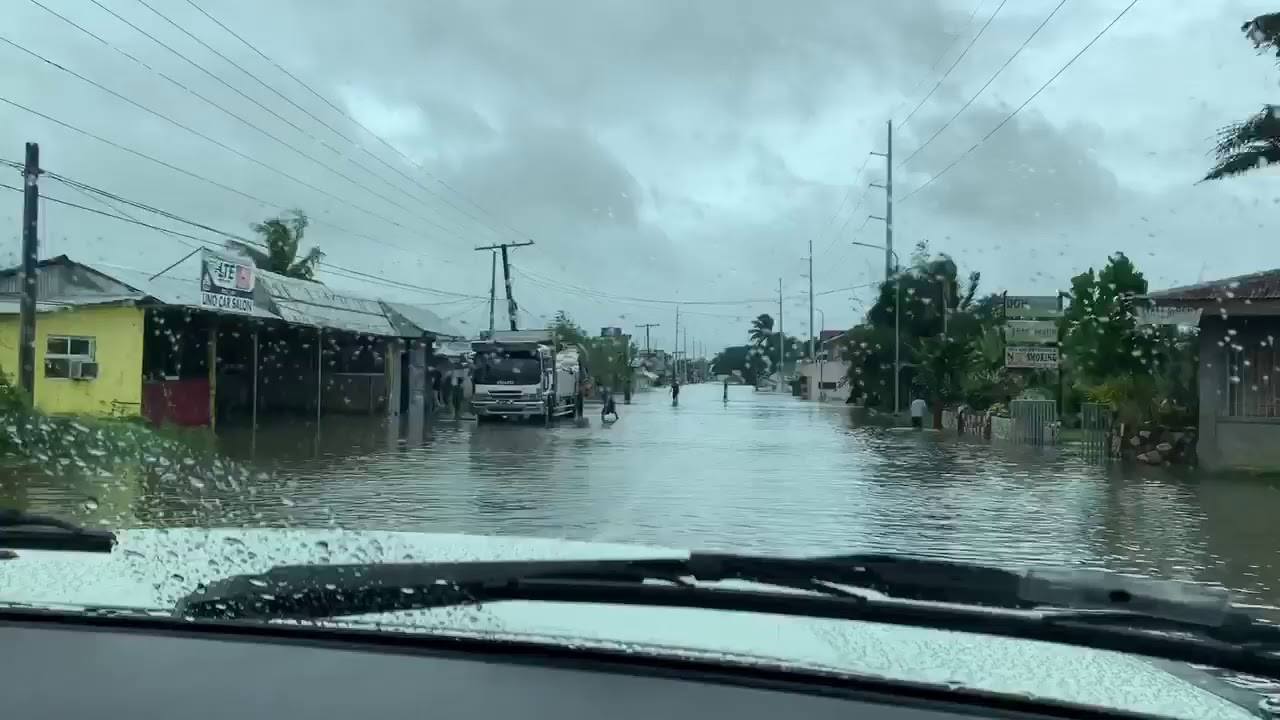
0,527,1262,720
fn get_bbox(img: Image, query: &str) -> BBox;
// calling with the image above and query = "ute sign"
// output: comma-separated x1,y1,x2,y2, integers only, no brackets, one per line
199,249,255,315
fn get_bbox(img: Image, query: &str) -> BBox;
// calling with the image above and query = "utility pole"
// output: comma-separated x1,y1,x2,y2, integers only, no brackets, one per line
636,323,660,352
19,143,40,398
474,241,533,331
777,278,784,390
807,239,815,362
673,306,680,382
869,120,894,281
487,250,496,335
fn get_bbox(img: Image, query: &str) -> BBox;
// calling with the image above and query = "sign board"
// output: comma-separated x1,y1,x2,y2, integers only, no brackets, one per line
1006,345,1060,369
1004,295,1061,319
1137,305,1202,327
1004,320,1058,344
601,327,623,338
199,249,255,315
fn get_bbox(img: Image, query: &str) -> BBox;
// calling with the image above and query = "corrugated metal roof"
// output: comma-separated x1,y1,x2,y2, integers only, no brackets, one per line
256,273,397,336
0,255,464,338
1147,268,1280,303
381,302,464,339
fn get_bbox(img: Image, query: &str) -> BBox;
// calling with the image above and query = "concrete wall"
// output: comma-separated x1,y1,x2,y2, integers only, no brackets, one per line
0,305,144,416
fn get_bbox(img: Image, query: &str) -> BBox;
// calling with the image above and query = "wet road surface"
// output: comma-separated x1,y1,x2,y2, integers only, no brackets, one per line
7,382,1280,609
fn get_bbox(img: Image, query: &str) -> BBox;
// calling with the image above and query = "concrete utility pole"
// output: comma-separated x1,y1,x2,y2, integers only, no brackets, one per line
673,306,680,381
474,241,533,331
19,142,40,398
869,120,894,283
808,239,815,362
636,323,660,352
777,278,784,389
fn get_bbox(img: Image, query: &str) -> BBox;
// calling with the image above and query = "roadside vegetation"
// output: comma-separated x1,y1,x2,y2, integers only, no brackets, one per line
837,243,1196,428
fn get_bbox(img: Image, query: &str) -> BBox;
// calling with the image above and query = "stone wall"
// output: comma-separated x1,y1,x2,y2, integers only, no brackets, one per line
1109,422,1198,466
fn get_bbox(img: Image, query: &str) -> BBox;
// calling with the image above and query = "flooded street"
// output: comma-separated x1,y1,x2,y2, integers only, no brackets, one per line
7,383,1280,609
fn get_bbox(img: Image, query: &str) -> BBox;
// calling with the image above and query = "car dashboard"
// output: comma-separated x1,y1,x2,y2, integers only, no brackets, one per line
0,613,1175,720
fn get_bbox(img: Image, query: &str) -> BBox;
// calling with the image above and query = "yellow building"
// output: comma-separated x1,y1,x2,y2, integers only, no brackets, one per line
0,302,144,416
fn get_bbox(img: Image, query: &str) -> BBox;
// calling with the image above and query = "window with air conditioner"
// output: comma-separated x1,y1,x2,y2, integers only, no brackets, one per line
45,335,96,380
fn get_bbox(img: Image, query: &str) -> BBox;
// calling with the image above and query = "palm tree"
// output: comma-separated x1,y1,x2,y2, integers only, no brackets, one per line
1205,14,1280,180
749,314,774,345
226,210,325,281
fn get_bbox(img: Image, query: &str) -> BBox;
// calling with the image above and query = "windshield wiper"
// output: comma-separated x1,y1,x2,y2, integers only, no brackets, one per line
0,509,115,553
177,553,1280,678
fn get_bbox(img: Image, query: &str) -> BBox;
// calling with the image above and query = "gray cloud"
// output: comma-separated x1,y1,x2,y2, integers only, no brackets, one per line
3,0,1279,350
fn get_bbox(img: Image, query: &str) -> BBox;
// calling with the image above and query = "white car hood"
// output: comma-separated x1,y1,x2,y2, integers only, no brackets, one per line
0,528,1260,720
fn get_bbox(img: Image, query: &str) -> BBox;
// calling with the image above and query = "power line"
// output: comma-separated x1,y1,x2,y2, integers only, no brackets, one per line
899,0,1139,205
814,152,874,261
181,0,540,247
896,0,1068,170
889,0,988,121
23,0,478,247
1,170,484,300
140,0,521,246
897,0,1012,130
0,92,453,263
120,0,496,242
513,265,877,308
0,32,466,258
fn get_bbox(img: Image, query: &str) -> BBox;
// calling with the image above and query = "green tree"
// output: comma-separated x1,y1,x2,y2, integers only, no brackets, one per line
1061,252,1151,385
847,241,985,409
913,336,975,406
1205,14,1280,180
227,210,325,281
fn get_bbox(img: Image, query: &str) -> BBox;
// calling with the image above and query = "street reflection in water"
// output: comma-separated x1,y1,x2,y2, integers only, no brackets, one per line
4,384,1280,609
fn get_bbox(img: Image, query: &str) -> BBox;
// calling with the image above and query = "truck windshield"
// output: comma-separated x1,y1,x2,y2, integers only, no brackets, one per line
474,357,542,384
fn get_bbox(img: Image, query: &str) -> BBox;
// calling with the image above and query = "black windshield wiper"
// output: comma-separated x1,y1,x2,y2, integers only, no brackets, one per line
177,553,1280,678
0,509,115,553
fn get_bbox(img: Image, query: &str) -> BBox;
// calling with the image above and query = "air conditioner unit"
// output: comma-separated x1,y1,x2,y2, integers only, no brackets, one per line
69,360,99,381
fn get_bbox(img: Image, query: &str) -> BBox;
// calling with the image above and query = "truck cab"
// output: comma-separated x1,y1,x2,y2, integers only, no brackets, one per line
470,330,585,422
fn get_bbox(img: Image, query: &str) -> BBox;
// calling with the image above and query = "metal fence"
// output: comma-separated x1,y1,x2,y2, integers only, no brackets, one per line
1010,399,1057,446
1080,402,1112,460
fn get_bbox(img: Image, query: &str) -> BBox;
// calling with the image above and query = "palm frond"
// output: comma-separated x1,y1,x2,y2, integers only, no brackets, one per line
1211,105,1280,156
1204,143,1280,180
223,240,270,268
1244,13,1280,58
287,246,326,282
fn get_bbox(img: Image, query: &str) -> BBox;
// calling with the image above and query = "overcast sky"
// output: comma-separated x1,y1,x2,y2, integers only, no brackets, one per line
2,0,1278,353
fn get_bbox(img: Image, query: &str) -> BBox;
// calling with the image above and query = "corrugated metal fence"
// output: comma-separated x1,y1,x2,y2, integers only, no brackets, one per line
1011,399,1057,446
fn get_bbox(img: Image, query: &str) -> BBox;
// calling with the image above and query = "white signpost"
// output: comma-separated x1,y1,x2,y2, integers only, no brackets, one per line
1005,345,1060,369
199,249,255,315
1004,319,1057,344
1004,295,1062,319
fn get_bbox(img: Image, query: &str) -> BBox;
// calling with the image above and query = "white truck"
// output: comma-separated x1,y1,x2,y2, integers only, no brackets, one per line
470,330,587,422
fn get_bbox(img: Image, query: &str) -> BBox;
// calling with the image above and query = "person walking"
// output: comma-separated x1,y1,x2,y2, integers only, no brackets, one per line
671,379,681,406
910,393,928,430
601,386,619,422
452,376,465,419
723,377,729,403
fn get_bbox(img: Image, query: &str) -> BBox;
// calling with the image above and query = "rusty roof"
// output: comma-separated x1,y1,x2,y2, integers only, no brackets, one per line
1147,267,1280,303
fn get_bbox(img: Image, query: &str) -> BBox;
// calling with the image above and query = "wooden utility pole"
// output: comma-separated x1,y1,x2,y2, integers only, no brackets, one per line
19,143,40,397
474,241,533,331
635,323,660,352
